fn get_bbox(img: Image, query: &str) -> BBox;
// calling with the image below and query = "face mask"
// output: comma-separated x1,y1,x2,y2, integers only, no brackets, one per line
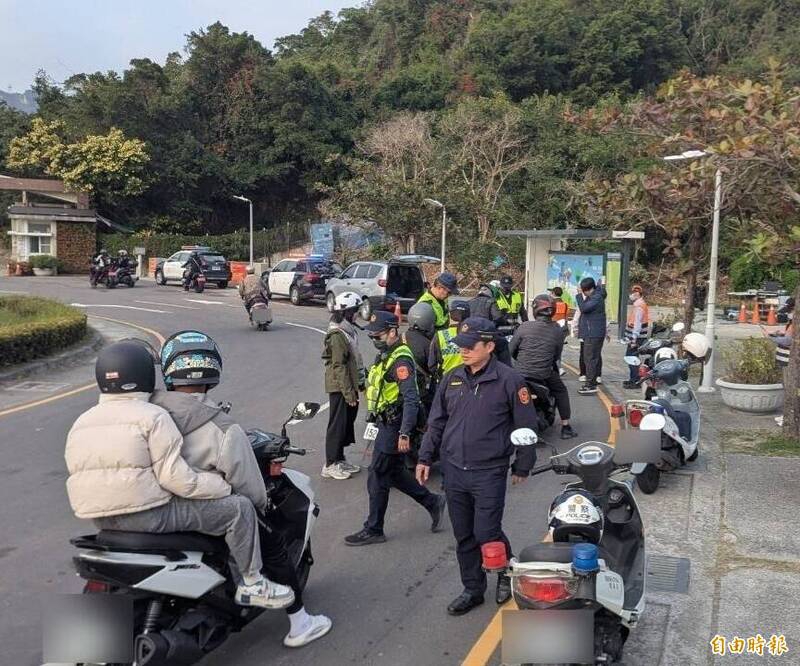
629,294,638,303
372,337,389,352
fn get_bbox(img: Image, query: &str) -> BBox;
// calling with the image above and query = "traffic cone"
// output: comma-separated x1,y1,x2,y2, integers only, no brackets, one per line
751,301,761,324
767,304,778,326
394,300,402,322
738,302,747,323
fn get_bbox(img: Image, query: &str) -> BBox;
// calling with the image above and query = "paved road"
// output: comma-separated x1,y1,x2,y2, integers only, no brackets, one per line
0,276,612,666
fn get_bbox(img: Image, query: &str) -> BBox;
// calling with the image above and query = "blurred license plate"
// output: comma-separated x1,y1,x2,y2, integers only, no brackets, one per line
502,609,594,664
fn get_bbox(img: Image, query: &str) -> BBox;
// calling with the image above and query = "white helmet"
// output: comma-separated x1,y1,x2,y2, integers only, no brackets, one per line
682,332,710,361
334,291,362,311
245,265,255,275
654,347,677,364
489,279,501,288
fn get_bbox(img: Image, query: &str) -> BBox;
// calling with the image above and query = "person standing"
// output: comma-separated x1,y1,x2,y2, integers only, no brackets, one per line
495,276,528,325
509,294,578,440
622,285,650,389
321,292,365,480
345,312,446,546
417,272,459,330
403,301,437,408
428,301,471,388
417,317,538,615
576,277,607,395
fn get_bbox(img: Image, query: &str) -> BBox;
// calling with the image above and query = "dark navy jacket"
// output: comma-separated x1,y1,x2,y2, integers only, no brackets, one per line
419,357,538,475
372,345,419,455
577,286,607,339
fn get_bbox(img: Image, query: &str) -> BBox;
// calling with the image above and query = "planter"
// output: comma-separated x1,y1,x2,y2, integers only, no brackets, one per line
716,378,784,413
32,268,55,277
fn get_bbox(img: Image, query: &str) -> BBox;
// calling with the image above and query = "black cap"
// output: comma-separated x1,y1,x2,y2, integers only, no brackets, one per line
450,300,471,323
435,272,459,294
500,276,513,288
580,277,596,292
364,311,400,334
452,316,497,349
548,286,563,297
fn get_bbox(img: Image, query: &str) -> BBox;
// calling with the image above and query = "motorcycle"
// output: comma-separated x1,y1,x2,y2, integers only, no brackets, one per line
183,270,206,293
247,294,273,331
488,430,647,665
525,379,556,432
90,261,115,289
70,401,321,666
115,261,138,288
630,322,686,398
618,356,702,494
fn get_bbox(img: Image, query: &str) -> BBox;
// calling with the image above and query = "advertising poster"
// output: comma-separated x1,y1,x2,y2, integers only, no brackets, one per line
547,253,606,309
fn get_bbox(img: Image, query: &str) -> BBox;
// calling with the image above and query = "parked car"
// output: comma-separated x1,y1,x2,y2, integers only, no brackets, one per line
325,255,439,318
262,256,344,306
155,246,231,289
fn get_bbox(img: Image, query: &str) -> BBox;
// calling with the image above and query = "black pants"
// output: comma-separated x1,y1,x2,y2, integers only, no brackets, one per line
528,371,571,421
578,340,602,378
443,462,510,597
582,338,604,387
365,449,438,535
325,392,358,466
626,339,646,381
258,519,303,614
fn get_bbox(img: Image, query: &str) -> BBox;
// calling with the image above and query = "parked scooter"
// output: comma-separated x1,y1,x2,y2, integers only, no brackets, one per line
526,378,556,432
70,401,321,666
487,429,647,665
247,295,273,331
631,322,687,398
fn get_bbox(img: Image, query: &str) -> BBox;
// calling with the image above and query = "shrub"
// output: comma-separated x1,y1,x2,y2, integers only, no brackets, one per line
729,254,799,292
28,254,61,270
0,296,87,366
722,337,783,385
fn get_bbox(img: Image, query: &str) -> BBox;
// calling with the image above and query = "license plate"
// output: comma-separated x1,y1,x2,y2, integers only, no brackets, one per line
363,423,379,441
502,609,593,664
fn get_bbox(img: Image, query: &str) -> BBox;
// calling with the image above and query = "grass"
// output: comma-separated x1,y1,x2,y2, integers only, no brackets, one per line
0,296,73,329
720,429,800,457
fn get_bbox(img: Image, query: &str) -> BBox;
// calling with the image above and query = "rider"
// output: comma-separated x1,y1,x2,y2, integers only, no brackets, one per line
182,251,203,291
509,294,577,440
403,301,437,408
116,249,134,270
428,300,471,387
239,265,269,313
64,340,294,612
467,285,512,366
151,330,332,647
90,248,111,284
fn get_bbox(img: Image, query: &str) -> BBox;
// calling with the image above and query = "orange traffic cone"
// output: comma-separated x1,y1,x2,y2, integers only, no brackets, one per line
738,302,747,323
394,300,402,323
751,301,761,324
767,304,778,326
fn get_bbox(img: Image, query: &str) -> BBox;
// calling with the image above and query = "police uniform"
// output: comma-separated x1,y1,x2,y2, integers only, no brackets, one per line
346,312,444,545
496,277,528,325
428,325,464,381
419,317,538,612
417,271,459,330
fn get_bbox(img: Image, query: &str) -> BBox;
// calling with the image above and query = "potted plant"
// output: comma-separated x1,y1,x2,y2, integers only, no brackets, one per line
29,254,60,277
717,337,784,413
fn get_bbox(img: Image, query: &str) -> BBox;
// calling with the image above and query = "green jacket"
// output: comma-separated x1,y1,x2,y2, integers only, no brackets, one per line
322,328,361,404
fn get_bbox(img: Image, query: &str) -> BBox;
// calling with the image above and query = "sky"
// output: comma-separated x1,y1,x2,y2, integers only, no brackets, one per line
0,0,358,92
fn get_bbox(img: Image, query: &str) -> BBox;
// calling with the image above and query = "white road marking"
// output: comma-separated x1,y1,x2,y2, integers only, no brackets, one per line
136,300,199,310
0,289,26,294
70,303,170,314
284,321,328,335
185,298,240,308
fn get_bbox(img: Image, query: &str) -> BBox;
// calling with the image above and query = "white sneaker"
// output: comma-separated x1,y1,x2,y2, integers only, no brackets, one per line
558,367,566,376
597,377,603,384
579,375,587,382
321,463,351,480
235,578,295,609
339,459,361,474
284,614,333,648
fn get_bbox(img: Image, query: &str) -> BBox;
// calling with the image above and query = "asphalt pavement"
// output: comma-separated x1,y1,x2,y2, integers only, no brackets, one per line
0,276,612,666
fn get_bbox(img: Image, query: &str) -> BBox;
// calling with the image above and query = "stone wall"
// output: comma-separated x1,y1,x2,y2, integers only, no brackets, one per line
56,221,96,273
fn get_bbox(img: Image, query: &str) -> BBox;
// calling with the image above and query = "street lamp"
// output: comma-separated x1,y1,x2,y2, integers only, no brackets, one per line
662,149,722,393
423,198,446,272
232,195,254,267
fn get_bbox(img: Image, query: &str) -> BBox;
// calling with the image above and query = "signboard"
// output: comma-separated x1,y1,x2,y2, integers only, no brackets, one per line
133,246,146,256
310,222,334,258
547,252,606,309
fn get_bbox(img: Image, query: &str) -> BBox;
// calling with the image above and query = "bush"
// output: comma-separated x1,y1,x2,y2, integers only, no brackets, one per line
729,254,799,292
28,254,61,270
0,296,87,366
722,337,783,385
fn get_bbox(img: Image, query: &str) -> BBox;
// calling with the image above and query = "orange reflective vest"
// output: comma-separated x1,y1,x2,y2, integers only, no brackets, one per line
625,300,650,338
552,300,568,322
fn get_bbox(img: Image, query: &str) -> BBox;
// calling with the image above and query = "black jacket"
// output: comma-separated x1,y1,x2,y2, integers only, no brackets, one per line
468,292,505,325
419,357,538,475
577,286,607,339
509,317,566,380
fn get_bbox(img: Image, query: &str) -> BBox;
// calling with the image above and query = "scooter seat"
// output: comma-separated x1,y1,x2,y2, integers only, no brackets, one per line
518,542,612,565
95,530,228,554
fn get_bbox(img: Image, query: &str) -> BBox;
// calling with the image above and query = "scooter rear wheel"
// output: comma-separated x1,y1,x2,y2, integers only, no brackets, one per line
636,464,660,494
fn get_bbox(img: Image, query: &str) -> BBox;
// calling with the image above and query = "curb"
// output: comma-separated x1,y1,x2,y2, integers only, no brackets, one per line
0,326,104,383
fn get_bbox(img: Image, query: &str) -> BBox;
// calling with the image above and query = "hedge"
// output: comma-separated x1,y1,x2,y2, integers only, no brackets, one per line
101,226,309,262
0,296,87,367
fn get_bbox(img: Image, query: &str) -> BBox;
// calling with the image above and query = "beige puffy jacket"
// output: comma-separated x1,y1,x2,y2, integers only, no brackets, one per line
65,393,231,519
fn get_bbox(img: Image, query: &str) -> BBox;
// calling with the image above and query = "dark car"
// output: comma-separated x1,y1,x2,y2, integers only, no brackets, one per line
155,246,232,289
262,256,344,306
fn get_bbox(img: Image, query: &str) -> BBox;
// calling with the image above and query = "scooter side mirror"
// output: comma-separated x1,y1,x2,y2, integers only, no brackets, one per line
511,428,538,446
624,355,641,366
290,402,321,421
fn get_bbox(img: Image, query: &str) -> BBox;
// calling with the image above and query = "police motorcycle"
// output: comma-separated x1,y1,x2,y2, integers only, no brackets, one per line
114,251,139,288
618,332,710,494
629,322,686,398
486,429,647,665
70,401,321,666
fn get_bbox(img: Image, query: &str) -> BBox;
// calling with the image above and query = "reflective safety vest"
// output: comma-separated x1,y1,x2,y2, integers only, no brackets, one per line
496,290,523,315
366,344,416,414
552,300,568,322
418,291,449,329
436,326,463,375
625,300,650,339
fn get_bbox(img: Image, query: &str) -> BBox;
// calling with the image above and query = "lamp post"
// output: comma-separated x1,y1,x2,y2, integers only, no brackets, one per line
663,149,722,393
232,195,253,267
423,198,446,272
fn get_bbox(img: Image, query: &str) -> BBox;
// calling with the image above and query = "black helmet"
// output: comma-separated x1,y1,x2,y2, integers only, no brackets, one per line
532,293,555,318
95,340,156,394
548,489,604,544
500,276,513,291
161,330,223,390
450,300,471,323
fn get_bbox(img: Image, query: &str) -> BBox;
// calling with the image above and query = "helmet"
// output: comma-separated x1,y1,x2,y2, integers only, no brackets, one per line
95,340,156,394
99,249,108,255
489,279,501,288
407,301,435,335
548,489,604,544
654,347,677,364
499,276,513,291
333,291,362,312
682,332,710,362
161,330,223,390
118,249,128,256
245,265,255,275
532,293,555,318
450,300,471,324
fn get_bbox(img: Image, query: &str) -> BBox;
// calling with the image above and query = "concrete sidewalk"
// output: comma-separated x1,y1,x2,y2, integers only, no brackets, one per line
562,337,797,665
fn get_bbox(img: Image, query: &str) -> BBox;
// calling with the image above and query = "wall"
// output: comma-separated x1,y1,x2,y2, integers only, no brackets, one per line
55,221,95,273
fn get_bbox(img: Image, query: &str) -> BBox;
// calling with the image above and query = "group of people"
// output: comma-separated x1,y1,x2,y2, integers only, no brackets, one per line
89,248,135,283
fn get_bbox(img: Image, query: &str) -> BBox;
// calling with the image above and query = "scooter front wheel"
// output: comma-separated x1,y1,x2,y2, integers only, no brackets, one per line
636,464,660,494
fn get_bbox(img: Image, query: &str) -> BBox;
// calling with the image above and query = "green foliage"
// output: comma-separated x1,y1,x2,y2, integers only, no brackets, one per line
729,254,799,292
722,337,783,385
0,296,87,366
28,254,61,270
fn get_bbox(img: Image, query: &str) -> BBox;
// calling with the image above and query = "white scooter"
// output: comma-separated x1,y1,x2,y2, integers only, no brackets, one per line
246,294,273,331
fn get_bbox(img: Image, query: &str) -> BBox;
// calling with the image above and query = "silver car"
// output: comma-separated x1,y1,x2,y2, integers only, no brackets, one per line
325,255,439,318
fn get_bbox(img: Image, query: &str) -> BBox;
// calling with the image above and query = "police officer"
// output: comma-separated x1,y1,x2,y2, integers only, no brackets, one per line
495,276,528,325
418,272,459,330
428,300,471,386
417,317,538,615
345,311,446,546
